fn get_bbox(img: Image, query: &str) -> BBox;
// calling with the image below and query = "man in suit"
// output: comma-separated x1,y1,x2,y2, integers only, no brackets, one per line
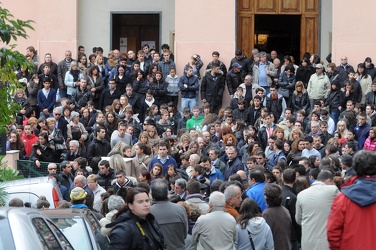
64,140,87,161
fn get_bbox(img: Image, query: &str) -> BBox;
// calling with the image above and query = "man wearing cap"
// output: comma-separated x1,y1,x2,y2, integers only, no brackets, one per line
307,63,330,110
228,49,248,73
226,62,243,98
37,77,56,118
70,187,88,209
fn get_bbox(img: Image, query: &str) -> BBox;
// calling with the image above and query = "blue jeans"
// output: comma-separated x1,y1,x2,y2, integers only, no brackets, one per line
262,86,270,96
331,110,340,131
181,98,197,112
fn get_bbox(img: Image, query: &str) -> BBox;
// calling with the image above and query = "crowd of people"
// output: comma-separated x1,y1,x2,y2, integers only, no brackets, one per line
5,44,376,249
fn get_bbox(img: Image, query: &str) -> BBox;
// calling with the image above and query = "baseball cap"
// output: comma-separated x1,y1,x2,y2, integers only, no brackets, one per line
232,63,242,69
315,63,323,69
70,187,87,201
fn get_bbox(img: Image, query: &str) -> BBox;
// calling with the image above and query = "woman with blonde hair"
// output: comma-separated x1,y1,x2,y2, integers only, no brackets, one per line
117,95,129,119
289,128,303,142
335,120,348,139
131,143,152,178
109,153,128,173
131,131,149,155
177,133,192,155
273,127,285,141
188,141,201,158
110,141,128,156
146,125,160,148
292,80,310,113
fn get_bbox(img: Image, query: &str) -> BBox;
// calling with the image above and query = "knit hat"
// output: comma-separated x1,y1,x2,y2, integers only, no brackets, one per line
70,187,87,201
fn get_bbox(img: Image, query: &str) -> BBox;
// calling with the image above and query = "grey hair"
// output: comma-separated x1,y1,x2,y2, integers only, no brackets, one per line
175,178,187,189
224,184,241,201
70,61,78,70
189,154,200,164
209,191,226,207
108,195,125,211
69,140,79,147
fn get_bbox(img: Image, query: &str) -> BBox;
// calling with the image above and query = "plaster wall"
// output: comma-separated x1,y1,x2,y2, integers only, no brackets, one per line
332,0,376,67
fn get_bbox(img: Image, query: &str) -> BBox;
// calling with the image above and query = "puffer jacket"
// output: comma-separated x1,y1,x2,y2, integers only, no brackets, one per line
96,167,116,190
201,70,225,104
363,137,376,151
179,74,199,98
226,70,242,95
107,210,165,250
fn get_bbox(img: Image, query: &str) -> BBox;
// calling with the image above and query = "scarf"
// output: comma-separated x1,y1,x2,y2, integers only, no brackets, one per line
145,98,155,107
70,70,80,82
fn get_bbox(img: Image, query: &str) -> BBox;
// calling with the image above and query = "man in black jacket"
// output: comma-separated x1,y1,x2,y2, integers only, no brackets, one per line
99,79,121,111
125,84,140,114
201,63,225,114
53,107,68,140
281,169,301,250
87,126,111,165
96,159,116,191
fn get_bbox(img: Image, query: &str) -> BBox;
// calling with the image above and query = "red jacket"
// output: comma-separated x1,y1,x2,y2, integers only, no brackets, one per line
21,133,38,157
327,176,376,250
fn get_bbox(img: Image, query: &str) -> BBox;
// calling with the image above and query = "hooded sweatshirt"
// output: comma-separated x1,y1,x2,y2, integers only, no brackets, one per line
327,176,376,250
236,217,274,250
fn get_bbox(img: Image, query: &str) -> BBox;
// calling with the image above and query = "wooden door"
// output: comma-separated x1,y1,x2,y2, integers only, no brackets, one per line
238,0,319,59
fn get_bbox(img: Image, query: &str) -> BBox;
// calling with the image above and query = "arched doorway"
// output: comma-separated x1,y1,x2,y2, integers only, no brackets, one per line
237,0,319,59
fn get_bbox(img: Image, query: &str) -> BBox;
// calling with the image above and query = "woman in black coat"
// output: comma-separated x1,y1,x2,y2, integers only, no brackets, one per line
30,132,56,167
291,81,310,113
107,187,165,250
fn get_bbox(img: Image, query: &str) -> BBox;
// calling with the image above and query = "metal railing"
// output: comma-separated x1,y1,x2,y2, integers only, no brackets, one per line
17,160,61,178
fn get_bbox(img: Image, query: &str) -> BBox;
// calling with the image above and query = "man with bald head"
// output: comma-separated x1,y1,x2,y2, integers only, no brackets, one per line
337,56,354,84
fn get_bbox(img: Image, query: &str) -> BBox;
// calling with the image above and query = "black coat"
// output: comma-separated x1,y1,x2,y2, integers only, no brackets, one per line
99,88,121,111
126,93,141,114
200,71,225,105
325,90,345,112
246,105,262,126
133,79,150,97
150,81,168,104
87,138,111,164
97,168,116,190
296,65,315,87
282,185,301,241
107,211,165,250
226,70,242,95
292,92,310,113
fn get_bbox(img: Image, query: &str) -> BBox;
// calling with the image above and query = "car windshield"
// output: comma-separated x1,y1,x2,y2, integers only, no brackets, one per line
50,216,92,250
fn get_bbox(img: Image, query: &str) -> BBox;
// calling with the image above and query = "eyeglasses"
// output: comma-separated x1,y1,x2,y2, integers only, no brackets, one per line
54,113,61,116
48,168,57,170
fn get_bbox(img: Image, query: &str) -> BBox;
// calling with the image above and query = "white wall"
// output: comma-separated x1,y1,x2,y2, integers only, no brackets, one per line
319,0,332,65
77,0,175,54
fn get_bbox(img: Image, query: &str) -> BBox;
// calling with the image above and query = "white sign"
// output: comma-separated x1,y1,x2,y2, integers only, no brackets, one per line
120,37,127,53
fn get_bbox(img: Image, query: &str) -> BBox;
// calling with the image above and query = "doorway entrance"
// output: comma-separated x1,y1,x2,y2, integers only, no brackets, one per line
254,15,300,61
237,0,319,59
111,14,160,53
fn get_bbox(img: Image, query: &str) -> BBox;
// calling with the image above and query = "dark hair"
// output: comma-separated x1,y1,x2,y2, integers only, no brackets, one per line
282,169,296,184
99,159,110,168
293,164,306,176
150,178,169,201
309,168,320,180
317,170,334,182
353,150,376,176
264,183,282,207
210,179,223,192
124,187,148,206
186,179,200,194
249,169,265,183
238,198,262,229
140,170,151,182
136,142,152,156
